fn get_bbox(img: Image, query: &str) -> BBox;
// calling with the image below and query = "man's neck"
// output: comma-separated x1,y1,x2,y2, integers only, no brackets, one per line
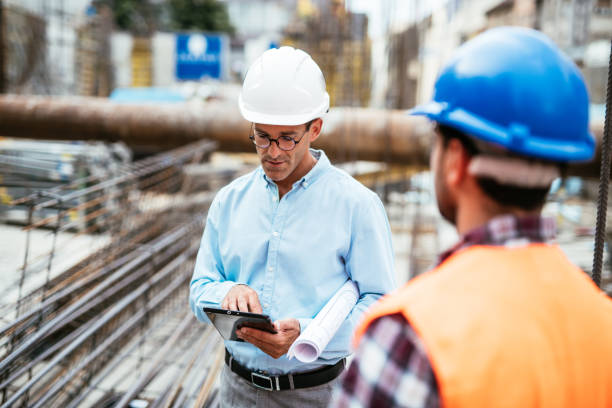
455,197,542,236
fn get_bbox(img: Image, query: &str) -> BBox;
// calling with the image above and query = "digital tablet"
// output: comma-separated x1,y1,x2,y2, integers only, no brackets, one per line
203,307,277,341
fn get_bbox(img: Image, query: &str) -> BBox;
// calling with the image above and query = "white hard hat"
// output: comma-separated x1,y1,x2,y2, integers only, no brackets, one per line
239,47,330,125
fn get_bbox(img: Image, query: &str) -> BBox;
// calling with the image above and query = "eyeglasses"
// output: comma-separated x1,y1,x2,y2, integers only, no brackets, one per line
249,127,308,151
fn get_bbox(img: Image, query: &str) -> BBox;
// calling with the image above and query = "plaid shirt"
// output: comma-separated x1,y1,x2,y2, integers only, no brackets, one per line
331,215,556,408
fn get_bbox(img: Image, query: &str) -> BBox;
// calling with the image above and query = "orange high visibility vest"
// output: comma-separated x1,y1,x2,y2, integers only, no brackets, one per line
355,244,612,408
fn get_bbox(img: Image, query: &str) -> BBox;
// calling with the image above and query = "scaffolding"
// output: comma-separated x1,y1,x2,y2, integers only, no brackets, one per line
1,0,112,96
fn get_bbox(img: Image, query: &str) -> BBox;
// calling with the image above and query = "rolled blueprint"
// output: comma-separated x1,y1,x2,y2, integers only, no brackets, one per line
287,280,359,363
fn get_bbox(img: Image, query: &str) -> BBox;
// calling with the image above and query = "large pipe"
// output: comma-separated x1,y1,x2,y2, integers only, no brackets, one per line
0,94,431,163
0,94,605,177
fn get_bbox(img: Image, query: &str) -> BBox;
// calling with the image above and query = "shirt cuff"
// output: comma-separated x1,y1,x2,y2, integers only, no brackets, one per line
192,280,239,323
211,280,240,305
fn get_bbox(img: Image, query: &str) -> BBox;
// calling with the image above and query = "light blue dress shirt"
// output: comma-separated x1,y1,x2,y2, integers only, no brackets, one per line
189,149,396,375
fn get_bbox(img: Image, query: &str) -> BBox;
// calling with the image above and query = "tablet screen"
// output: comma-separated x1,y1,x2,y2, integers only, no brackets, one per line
203,307,277,341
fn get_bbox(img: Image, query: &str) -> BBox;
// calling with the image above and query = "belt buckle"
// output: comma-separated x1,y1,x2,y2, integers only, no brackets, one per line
251,372,275,391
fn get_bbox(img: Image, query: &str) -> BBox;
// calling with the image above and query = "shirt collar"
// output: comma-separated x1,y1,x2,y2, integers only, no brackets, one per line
260,149,331,189
438,214,557,265
300,149,330,188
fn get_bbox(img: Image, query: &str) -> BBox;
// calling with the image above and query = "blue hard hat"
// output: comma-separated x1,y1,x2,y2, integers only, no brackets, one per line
410,26,595,162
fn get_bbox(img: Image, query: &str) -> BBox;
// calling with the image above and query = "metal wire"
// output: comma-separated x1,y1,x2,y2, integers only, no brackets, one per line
592,39,612,288
0,136,243,406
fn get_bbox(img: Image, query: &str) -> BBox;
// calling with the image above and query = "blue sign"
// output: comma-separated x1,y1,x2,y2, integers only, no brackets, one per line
176,34,226,80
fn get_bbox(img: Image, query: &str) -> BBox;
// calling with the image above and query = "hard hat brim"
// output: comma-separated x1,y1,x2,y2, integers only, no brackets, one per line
409,101,596,162
239,95,329,126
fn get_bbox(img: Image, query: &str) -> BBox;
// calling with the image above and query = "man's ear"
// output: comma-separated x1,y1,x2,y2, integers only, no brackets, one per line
444,138,470,188
309,118,323,142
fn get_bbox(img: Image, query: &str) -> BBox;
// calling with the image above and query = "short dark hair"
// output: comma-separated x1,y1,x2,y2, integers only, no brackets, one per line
437,124,556,211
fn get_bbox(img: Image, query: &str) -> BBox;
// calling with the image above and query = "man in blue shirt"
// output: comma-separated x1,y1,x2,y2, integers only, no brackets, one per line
189,47,396,407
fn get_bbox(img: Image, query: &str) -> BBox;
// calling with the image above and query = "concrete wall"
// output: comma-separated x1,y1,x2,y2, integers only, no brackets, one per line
111,32,133,88
152,32,177,87
226,0,293,39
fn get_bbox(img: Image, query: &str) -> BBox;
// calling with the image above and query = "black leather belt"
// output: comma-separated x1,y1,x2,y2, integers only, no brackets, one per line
224,349,345,391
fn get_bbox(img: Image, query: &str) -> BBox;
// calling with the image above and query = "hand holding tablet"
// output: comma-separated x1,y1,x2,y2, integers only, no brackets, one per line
203,307,277,341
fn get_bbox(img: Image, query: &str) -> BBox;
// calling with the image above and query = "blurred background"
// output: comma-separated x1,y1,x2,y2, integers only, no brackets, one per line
0,0,610,107
0,0,610,407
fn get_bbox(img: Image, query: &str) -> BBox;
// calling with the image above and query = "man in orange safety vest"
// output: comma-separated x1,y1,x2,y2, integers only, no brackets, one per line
331,26,612,408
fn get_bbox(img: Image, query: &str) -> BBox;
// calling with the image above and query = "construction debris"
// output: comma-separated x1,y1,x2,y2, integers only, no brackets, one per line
0,138,131,228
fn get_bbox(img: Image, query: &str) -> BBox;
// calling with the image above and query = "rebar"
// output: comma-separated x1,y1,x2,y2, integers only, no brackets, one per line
114,313,194,408
1,239,197,407
30,273,194,408
0,137,236,406
592,39,612,287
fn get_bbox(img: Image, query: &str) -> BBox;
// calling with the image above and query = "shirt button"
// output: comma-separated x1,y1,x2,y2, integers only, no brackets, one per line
264,303,270,308
268,267,273,272
272,231,279,237
303,182,309,187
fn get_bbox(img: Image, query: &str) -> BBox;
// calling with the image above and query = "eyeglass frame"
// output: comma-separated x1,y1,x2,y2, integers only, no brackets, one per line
248,121,314,151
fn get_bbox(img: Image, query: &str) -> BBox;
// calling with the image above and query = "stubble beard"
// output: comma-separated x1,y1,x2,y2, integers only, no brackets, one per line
434,163,457,226
262,156,292,182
